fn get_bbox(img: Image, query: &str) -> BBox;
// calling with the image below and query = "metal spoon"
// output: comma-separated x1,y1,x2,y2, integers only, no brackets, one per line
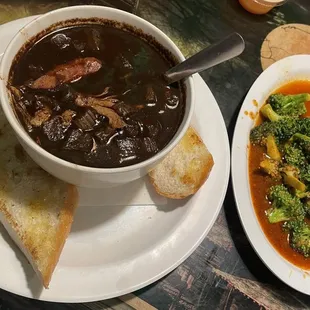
164,32,245,85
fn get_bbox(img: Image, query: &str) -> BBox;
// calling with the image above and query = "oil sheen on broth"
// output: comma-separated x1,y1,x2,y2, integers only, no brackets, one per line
10,24,185,168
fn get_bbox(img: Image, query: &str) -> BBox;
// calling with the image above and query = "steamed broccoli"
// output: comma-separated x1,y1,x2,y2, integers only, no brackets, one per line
285,220,310,258
291,133,310,155
301,166,310,184
261,104,283,122
281,165,306,192
260,158,281,179
266,135,281,160
298,118,310,137
250,117,299,146
250,104,310,146
266,184,305,223
267,93,310,117
283,139,310,184
283,143,306,167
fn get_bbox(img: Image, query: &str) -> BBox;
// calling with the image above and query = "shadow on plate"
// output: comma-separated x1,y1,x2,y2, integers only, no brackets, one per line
0,226,43,299
72,175,188,233
70,204,127,233
78,176,167,207
145,178,190,212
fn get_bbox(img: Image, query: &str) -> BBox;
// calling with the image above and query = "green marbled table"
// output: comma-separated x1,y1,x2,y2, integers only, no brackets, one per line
0,0,309,309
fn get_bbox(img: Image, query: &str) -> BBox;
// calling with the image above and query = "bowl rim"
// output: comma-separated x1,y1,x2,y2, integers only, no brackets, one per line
0,5,195,174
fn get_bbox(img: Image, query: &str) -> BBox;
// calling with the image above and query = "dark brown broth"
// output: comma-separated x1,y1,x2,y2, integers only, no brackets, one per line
9,24,185,168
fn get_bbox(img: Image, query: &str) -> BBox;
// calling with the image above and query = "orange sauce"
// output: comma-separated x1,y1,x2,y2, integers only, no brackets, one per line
249,80,310,269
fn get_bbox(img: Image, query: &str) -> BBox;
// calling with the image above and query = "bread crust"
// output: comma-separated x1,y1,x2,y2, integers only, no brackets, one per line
0,184,79,289
42,185,79,288
149,127,214,199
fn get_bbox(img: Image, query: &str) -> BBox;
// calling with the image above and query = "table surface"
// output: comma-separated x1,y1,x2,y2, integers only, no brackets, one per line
0,0,310,309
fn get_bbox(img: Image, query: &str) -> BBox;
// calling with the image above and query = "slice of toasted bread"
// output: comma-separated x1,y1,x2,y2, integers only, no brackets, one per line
149,127,214,199
0,109,78,288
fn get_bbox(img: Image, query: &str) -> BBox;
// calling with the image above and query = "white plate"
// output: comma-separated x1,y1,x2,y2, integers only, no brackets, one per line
0,16,230,302
232,55,310,295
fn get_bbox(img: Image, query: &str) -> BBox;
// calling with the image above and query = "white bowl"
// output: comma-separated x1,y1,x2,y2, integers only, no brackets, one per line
232,55,310,295
0,5,194,188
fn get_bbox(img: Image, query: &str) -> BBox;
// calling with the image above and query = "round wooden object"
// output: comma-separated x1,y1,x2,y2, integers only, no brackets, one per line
261,23,310,70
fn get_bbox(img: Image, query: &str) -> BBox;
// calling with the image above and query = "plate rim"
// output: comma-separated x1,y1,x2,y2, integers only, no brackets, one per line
231,54,310,295
0,16,230,302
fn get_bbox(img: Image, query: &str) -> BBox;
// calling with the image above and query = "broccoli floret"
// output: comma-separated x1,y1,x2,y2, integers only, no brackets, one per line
286,220,310,258
298,118,310,137
281,165,306,192
300,166,310,184
291,133,310,155
250,113,310,146
267,93,310,117
266,135,281,160
250,117,299,146
266,184,305,223
295,190,310,199
283,144,306,167
250,122,277,145
261,104,283,122
260,158,281,179
283,139,310,184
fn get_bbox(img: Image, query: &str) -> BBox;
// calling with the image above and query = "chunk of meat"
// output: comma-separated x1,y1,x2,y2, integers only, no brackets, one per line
43,116,66,141
51,33,71,49
42,112,73,142
143,137,158,153
74,109,103,131
75,94,118,108
91,105,126,129
94,126,116,144
84,146,116,167
124,123,140,137
116,137,140,158
113,102,136,117
23,93,61,112
30,57,102,89
145,120,162,138
30,106,52,127
64,129,93,152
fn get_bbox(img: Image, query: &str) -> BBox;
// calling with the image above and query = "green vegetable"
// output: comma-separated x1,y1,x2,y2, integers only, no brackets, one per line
291,133,310,158
283,140,310,184
266,185,305,223
250,117,299,146
259,158,281,179
266,135,281,160
249,91,310,258
285,220,310,258
267,93,310,117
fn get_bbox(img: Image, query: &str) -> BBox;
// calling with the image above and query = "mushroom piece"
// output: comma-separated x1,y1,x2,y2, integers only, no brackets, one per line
91,105,126,129
30,106,52,127
75,94,119,108
61,109,76,126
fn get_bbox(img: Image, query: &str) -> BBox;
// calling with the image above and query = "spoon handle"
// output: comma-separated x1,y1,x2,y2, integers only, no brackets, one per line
164,32,245,84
